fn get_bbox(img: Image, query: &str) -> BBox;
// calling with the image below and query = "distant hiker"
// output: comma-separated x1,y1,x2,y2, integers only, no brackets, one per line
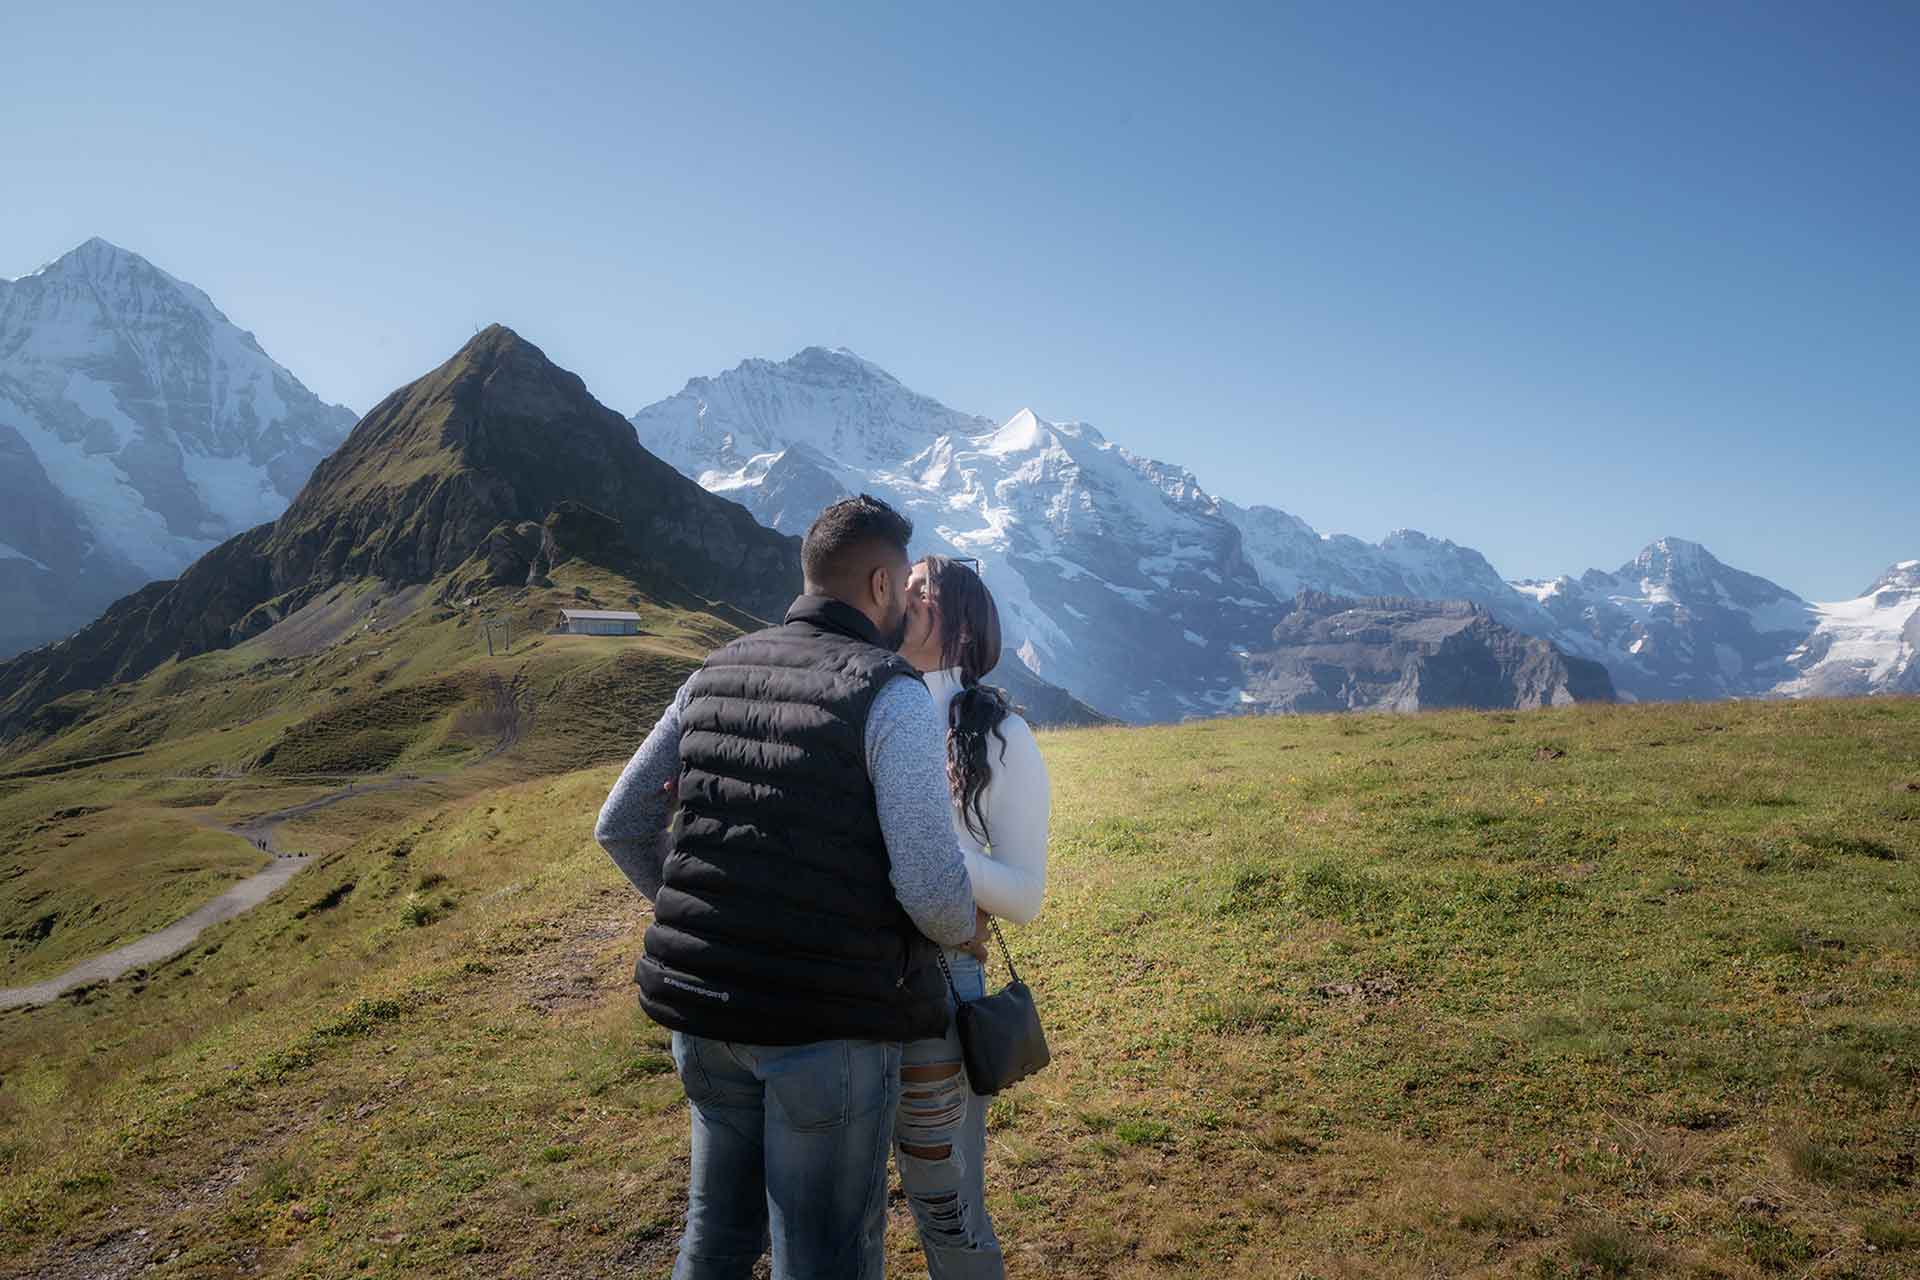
892,554,1052,1279
596,494,975,1279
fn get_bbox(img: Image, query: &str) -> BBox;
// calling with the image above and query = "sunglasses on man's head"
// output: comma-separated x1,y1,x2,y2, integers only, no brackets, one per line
952,557,983,573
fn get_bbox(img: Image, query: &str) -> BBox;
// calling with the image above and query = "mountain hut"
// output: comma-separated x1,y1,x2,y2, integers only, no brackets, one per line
558,609,642,636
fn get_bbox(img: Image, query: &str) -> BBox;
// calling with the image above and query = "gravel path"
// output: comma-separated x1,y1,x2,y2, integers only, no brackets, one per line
0,775,421,1012
0,855,313,1011
0,686,530,1014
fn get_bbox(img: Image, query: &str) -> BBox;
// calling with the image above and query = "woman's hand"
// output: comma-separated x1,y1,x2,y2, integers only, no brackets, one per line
964,907,993,963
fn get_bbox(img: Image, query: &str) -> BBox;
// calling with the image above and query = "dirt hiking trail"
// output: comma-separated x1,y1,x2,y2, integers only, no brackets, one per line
0,776,422,1012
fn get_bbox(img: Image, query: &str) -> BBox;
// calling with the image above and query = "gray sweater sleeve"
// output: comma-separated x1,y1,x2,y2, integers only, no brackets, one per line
866,675,978,946
593,671,976,946
593,678,692,901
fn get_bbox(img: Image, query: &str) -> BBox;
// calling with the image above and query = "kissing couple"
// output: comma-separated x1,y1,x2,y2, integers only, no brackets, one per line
597,493,1053,1278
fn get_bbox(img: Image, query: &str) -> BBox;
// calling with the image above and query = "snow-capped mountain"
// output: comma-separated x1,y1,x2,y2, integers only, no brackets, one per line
1771,561,1920,698
630,348,1911,717
641,353,1279,719
0,239,355,657
631,349,1574,720
633,346,994,492
1509,537,1818,701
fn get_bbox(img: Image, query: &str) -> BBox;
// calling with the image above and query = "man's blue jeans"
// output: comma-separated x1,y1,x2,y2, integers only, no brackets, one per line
670,1033,902,1280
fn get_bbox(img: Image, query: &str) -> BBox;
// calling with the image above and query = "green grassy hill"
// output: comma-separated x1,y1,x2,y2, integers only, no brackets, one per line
1,696,1914,1277
0,548,741,988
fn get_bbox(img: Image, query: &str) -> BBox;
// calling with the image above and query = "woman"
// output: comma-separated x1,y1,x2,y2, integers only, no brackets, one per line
892,554,1050,1279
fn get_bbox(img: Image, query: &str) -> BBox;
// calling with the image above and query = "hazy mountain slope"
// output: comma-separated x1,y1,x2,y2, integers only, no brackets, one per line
1221,503,1555,631
0,326,799,737
0,239,356,656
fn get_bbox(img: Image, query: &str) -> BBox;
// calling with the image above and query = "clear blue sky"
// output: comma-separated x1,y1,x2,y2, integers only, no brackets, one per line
6,1,1914,600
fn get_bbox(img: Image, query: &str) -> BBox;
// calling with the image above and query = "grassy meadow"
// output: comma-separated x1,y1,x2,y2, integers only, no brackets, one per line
0,693,1915,1278
0,561,734,987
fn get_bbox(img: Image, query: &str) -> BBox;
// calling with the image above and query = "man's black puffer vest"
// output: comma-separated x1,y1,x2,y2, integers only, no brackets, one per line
636,595,951,1046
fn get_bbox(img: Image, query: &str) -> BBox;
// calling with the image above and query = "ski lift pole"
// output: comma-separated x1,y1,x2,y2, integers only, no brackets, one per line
480,613,510,657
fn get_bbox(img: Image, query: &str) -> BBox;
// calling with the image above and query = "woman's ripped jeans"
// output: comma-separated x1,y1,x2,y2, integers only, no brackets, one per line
895,948,1004,1279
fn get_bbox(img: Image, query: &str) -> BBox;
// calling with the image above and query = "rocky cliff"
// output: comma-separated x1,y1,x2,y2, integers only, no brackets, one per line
1240,592,1616,714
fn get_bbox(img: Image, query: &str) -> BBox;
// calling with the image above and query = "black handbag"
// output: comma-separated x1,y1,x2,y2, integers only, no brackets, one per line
937,917,1050,1095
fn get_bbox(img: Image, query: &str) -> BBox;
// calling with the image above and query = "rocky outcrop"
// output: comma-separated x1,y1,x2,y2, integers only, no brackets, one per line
0,327,799,738
1240,592,1615,714
450,502,680,595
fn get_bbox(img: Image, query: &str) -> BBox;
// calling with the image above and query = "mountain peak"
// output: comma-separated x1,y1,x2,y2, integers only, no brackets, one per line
15,238,229,329
1382,528,1441,549
303,327,599,497
276,324,799,607
449,322,538,365
985,407,1054,455
1628,536,1719,582
631,344,991,485
1866,560,1920,596
41,236,153,281
0,238,358,655
467,321,522,343
779,345,901,385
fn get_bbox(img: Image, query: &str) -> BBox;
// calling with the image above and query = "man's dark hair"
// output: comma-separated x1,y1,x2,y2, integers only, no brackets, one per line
802,494,914,590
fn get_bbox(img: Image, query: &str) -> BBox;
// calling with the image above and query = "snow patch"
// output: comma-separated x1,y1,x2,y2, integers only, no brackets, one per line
0,542,51,572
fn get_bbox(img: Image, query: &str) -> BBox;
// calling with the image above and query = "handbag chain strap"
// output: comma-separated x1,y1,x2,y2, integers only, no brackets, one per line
934,916,1021,999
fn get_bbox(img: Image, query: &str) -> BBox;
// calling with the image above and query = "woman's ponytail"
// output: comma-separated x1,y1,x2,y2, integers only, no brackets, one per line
948,681,1011,843
920,554,1014,842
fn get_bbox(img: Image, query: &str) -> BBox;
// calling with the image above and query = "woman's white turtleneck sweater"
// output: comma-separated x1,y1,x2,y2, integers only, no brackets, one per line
921,667,1051,925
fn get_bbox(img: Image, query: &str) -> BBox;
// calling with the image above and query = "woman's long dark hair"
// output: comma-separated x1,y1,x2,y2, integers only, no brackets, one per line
921,555,1012,844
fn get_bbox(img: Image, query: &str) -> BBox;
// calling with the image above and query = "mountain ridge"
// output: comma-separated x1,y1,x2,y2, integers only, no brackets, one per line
631,346,1909,717
0,326,799,737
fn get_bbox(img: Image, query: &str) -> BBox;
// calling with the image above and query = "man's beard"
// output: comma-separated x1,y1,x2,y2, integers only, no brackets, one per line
882,609,910,651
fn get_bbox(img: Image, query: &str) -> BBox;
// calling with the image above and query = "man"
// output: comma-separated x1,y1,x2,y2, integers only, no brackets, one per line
595,494,976,1280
